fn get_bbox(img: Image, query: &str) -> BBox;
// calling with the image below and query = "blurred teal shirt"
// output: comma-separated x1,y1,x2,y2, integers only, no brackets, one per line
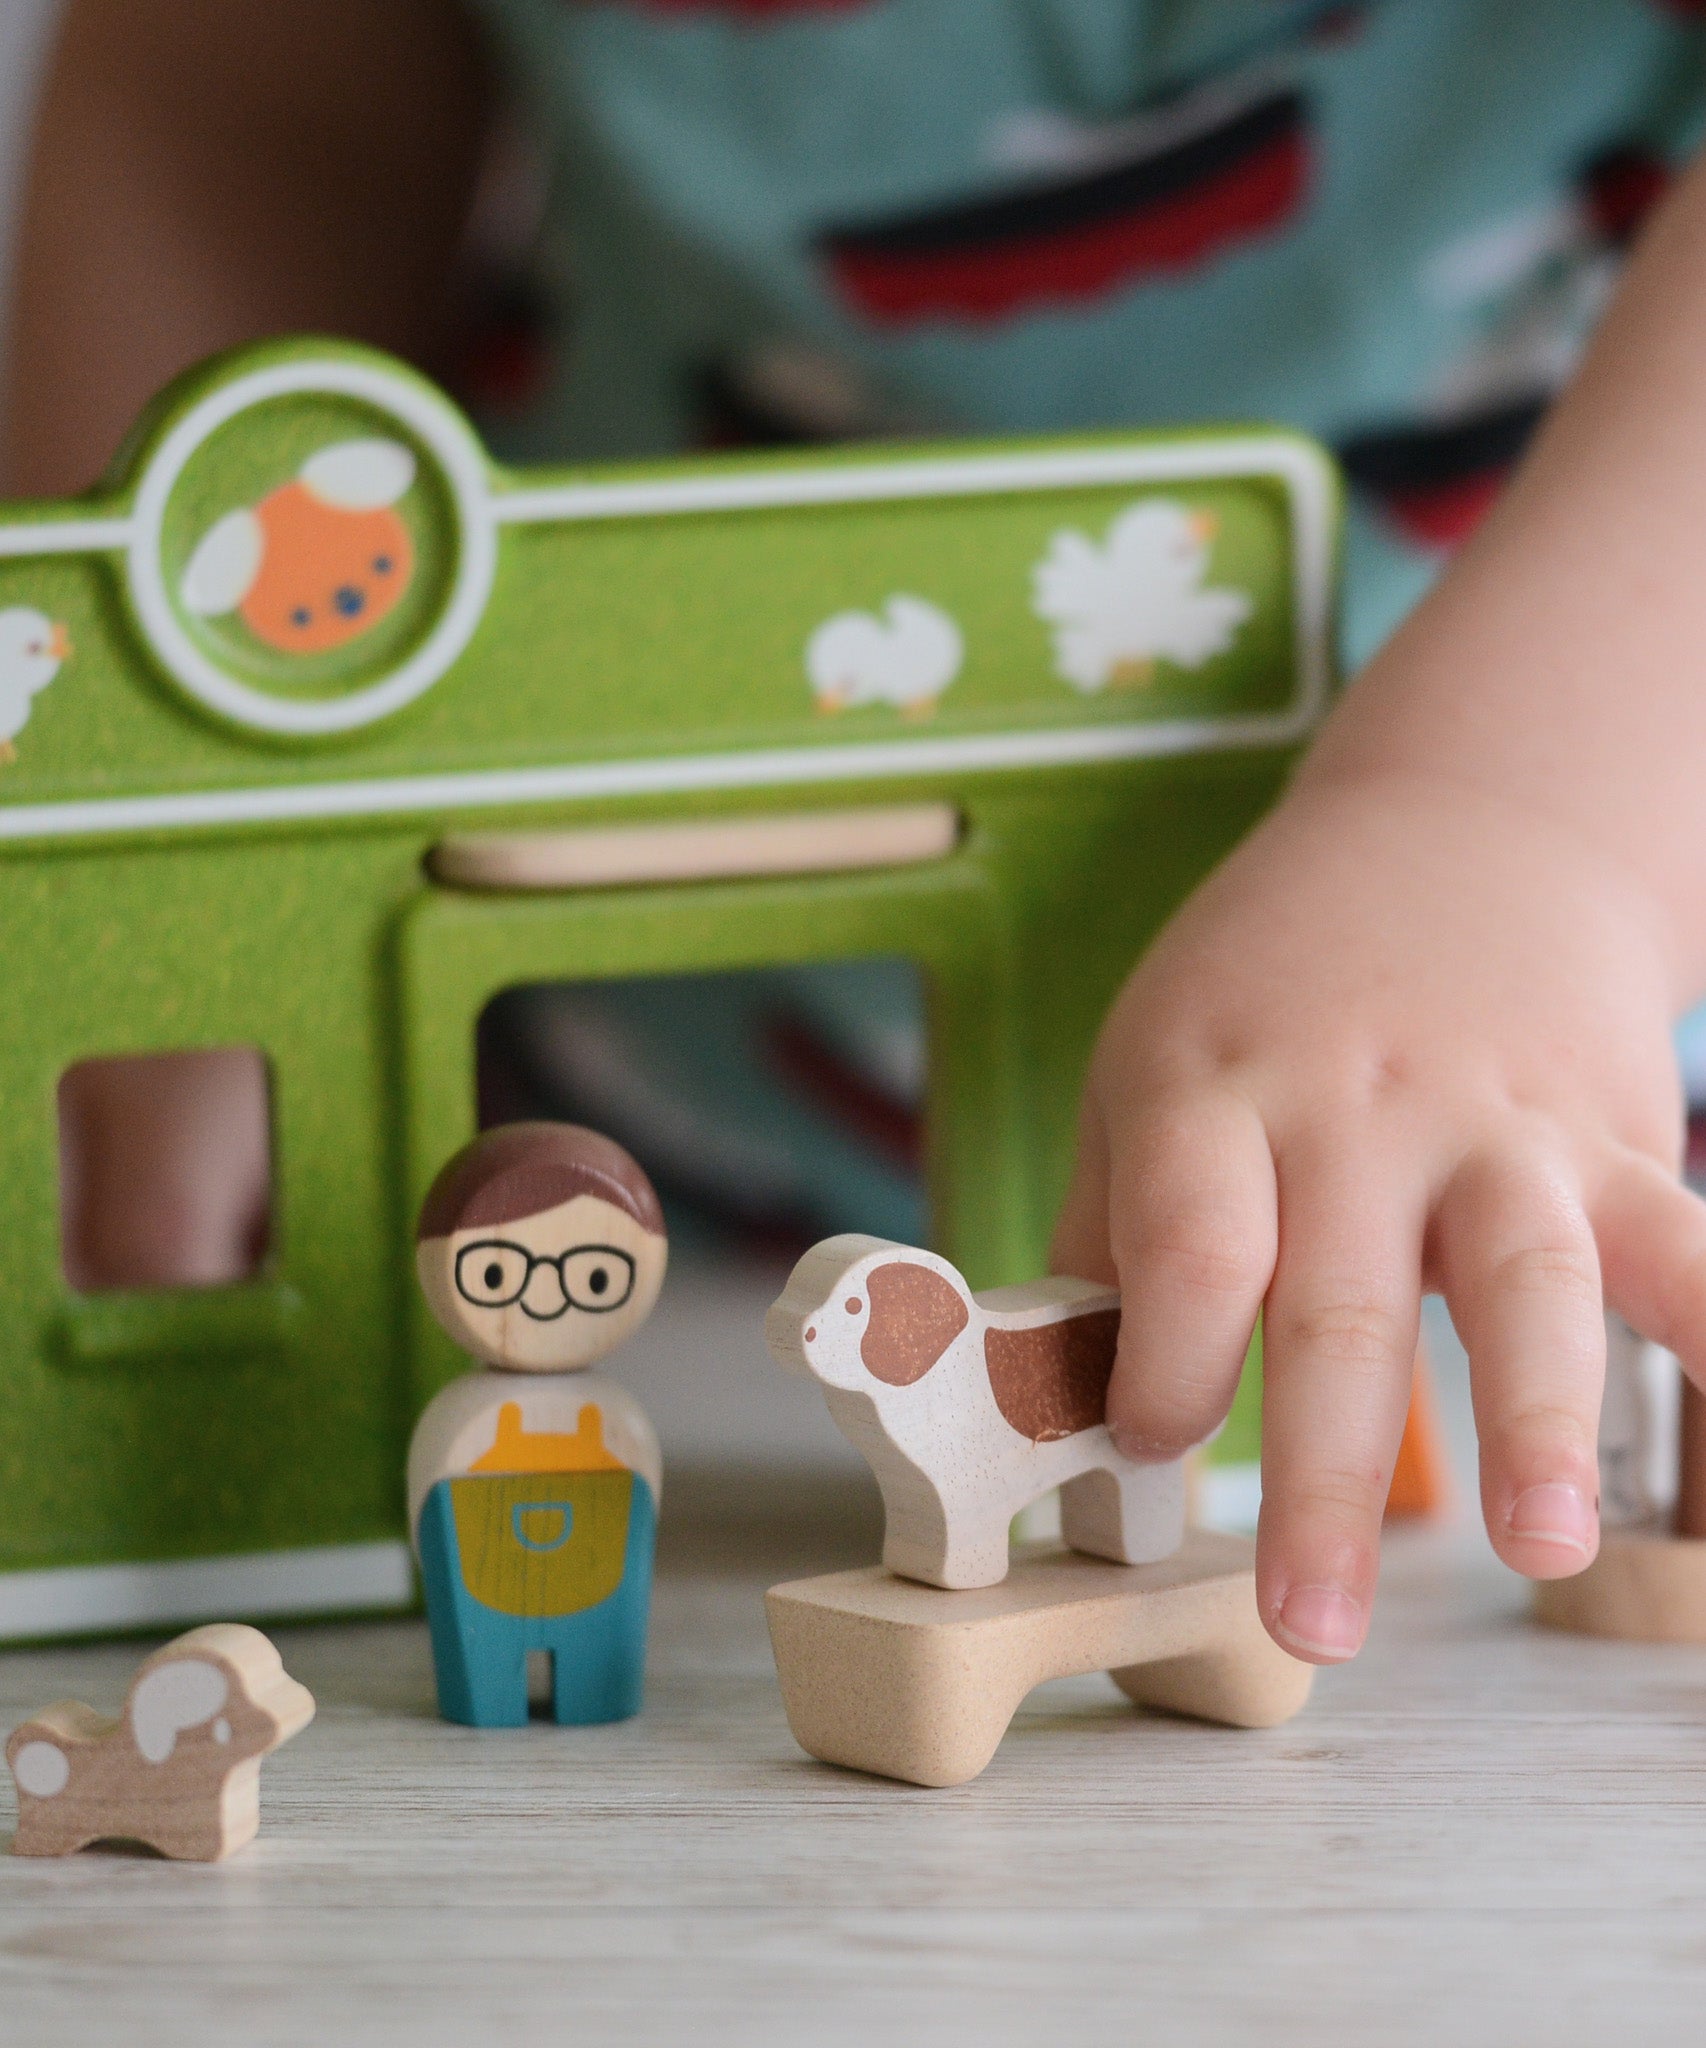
470,0,1704,662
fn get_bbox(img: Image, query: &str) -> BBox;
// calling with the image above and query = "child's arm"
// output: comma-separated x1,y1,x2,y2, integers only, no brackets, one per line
1054,148,1706,1665
1,0,490,496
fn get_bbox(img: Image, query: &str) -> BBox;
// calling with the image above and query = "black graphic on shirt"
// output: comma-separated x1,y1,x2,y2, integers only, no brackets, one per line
818,77,1312,324
1343,140,1675,548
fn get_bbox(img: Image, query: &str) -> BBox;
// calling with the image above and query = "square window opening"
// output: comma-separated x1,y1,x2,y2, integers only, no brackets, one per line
57,1047,275,1293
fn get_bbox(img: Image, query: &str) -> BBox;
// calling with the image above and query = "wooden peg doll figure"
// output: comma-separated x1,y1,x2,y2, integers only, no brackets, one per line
407,1123,666,1727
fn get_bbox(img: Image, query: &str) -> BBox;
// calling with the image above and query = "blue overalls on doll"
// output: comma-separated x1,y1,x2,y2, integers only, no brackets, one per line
406,1123,671,1731
417,1455,656,1726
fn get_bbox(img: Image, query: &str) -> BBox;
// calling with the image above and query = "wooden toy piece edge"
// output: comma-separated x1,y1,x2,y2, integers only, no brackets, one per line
7,1623,315,1861
429,802,960,892
765,1527,1311,1788
163,1623,318,1747
1531,1522,1706,1642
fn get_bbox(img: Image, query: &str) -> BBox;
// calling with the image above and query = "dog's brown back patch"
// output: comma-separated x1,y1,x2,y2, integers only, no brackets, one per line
860,1262,970,1385
984,1307,1120,1442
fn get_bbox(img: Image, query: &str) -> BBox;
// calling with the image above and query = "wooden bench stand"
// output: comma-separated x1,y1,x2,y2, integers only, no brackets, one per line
765,1528,1312,1787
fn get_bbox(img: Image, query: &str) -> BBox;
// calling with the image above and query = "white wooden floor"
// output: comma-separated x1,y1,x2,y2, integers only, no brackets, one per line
4,1459,1706,2048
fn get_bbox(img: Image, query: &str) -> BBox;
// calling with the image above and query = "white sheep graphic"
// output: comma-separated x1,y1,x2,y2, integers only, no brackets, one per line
805,595,963,717
1032,498,1252,693
0,606,71,763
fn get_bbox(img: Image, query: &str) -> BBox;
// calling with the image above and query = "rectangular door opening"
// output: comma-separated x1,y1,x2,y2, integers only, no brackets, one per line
471,959,926,1508
475,958,927,1256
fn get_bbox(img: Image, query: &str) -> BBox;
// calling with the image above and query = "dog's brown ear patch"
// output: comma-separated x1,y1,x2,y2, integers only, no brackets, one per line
985,1307,1120,1442
861,1262,969,1385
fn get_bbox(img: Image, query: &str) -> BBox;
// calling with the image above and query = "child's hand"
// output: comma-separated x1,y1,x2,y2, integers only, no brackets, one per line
1053,149,1706,1664
1053,764,1706,1664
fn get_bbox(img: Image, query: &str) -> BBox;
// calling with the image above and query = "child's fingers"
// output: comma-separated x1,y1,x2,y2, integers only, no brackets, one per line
1592,1152,1706,1386
1432,1150,1604,1577
1050,1097,1117,1287
1256,1142,1422,1664
1096,1088,1277,1461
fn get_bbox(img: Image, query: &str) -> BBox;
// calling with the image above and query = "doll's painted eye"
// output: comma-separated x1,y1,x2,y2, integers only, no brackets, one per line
561,1245,637,1313
455,1240,530,1307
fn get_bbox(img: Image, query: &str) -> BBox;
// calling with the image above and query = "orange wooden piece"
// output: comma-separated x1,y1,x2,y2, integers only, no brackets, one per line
1385,1338,1450,1520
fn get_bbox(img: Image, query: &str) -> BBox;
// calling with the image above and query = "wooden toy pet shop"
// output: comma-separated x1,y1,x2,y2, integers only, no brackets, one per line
764,1236,1311,1787
1535,1315,1706,1641
7,1624,313,1860
0,334,1401,1642
407,1123,665,1725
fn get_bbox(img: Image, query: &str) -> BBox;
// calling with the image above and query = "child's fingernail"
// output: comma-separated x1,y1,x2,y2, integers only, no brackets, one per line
1274,1584,1364,1662
1506,1482,1595,1557
1114,1433,1179,1466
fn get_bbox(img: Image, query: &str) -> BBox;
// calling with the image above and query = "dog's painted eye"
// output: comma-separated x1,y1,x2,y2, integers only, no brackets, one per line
290,607,311,628
844,1296,862,1315
374,554,393,574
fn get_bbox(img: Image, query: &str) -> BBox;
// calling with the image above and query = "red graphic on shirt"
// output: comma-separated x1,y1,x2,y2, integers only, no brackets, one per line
1346,134,1678,552
1307,6,1370,44
819,83,1312,324
1341,400,1543,550
762,1012,921,1172
1364,469,1506,551
1580,144,1672,246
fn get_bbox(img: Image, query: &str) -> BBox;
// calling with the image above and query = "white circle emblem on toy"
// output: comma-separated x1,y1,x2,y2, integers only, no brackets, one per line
126,357,497,739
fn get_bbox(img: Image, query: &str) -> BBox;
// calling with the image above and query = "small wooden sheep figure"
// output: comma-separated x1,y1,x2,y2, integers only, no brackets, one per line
7,1624,314,1860
763,1234,1311,1787
765,1233,1186,1587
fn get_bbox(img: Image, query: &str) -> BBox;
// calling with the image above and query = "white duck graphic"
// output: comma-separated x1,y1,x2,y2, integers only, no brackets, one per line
805,595,963,718
0,606,72,763
1032,499,1252,693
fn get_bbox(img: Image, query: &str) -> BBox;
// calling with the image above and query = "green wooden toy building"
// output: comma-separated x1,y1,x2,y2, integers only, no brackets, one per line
0,339,1337,1638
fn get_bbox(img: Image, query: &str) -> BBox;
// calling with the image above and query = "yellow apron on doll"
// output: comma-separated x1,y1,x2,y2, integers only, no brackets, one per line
448,1469,633,1616
417,1398,656,1726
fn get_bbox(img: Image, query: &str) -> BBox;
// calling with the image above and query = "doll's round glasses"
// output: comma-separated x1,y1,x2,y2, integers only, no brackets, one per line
453,1239,637,1316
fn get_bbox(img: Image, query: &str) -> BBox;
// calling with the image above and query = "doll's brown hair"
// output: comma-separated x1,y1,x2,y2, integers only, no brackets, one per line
416,1123,664,1242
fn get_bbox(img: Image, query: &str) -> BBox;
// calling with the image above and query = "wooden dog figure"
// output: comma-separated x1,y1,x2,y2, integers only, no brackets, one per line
7,1624,314,1861
766,1234,1186,1589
